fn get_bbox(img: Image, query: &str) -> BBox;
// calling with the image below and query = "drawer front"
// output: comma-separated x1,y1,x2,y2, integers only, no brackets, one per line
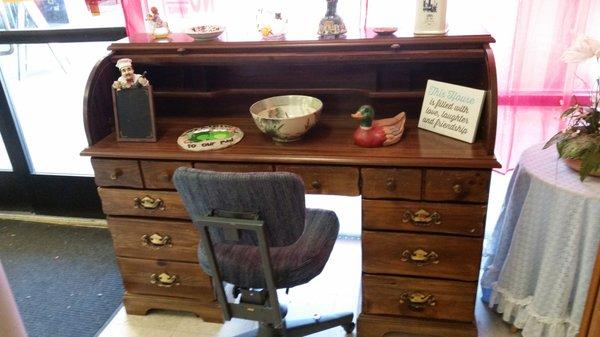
357,314,478,337
117,257,213,301
362,231,482,281
141,161,192,190
363,274,476,322
194,162,273,172
424,169,490,203
275,165,359,196
363,200,485,237
361,168,421,200
108,217,199,262
92,158,143,188
98,188,189,219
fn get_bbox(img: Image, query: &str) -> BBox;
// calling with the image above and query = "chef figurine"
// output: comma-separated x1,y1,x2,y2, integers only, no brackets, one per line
112,58,149,91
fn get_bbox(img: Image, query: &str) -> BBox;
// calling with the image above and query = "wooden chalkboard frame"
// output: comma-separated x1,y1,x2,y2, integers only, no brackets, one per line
112,85,157,142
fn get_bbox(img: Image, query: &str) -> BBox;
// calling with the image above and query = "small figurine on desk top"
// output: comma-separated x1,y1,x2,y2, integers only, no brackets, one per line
146,6,170,39
257,9,287,40
318,0,346,38
351,105,406,147
112,58,149,91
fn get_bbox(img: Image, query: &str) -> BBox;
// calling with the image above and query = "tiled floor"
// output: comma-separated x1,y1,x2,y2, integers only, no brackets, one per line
99,172,517,337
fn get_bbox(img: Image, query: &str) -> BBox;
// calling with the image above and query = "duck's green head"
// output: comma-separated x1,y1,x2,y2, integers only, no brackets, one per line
351,105,375,128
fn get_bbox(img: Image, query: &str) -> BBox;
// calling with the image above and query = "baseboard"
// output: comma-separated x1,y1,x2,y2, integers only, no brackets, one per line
0,212,107,228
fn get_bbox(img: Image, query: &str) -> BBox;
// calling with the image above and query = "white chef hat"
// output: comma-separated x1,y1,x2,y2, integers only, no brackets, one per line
116,58,132,70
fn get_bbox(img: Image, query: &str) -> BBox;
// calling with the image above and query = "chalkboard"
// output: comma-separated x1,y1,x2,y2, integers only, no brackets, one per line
112,86,156,142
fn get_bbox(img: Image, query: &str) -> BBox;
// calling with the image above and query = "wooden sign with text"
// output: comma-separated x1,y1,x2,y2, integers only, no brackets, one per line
418,80,486,143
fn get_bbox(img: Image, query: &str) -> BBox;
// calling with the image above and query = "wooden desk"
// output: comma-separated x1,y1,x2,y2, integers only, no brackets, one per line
82,31,499,337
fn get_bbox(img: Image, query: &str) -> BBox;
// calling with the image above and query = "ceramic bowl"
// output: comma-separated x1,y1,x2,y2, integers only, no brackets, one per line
250,95,323,142
185,25,224,40
373,27,398,35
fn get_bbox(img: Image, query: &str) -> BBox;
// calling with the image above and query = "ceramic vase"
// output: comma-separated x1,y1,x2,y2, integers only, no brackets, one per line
318,0,346,38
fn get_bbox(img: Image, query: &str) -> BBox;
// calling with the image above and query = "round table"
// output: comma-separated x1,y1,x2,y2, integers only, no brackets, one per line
481,144,600,337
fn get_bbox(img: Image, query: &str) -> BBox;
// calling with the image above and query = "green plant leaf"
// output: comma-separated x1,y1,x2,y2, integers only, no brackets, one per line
557,135,595,158
543,131,571,149
578,142,600,181
561,105,579,119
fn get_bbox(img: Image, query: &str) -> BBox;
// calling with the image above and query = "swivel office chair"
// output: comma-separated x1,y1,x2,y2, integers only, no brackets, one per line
173,167,355,337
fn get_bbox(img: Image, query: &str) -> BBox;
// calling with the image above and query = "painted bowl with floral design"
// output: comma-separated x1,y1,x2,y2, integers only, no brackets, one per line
250,95,323,142
185,25,224,40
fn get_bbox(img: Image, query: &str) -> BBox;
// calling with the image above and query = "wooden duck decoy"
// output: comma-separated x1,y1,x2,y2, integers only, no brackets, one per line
351,105,406,147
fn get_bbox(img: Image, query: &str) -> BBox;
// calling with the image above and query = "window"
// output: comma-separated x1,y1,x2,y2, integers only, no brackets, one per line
0,134,11,171
0,1,125,176
0,1,124,30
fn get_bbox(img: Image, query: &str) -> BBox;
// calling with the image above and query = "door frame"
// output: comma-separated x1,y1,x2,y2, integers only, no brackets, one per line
0,27,125,217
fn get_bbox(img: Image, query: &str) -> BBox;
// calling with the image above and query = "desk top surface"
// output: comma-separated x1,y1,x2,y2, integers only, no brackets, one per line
82,116,499,169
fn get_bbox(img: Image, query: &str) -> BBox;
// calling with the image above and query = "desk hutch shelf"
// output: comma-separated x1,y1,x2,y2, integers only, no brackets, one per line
82,31,499,337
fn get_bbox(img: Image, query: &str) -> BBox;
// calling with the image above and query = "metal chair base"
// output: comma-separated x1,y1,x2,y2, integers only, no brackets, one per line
232,311,355,337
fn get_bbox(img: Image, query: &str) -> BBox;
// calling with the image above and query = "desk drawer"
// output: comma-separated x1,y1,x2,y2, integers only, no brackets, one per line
363,274,476,322
98,188,189,219
275,165,359,196
194,162,273,172
362,231,482,281
92,158,143,188
117,257,213,301
108,217,199,262
424,169,490,203
141,161,192,190
361,168,421,200
363,200,485,237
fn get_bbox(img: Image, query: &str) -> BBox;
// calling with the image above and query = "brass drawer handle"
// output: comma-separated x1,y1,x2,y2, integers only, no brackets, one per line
452,184,464,194
311,180,321,190
402,209,441,226
401,249,439,266
134,196,165,210
110,169,122,180
400,292,436,311
150,272,179,287
141,233,172,248
385,178,396,191
390,43,401,50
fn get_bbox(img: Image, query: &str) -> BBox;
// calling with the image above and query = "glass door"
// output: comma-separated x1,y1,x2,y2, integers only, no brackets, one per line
0,79,31,211
0,0,125,216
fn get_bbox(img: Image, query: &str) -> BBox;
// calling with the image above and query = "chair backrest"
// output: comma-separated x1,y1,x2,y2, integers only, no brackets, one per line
173,167,306,247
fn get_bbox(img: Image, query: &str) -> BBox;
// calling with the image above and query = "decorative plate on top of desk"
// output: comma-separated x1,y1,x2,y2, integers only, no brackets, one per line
177,125,244,151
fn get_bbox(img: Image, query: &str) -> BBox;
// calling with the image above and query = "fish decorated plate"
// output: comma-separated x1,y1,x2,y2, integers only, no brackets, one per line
177,125,244,151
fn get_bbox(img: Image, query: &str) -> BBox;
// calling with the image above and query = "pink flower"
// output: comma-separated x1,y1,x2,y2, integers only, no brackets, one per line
561,37,600,63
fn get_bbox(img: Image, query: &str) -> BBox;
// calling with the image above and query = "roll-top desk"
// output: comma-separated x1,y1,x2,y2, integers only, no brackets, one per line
82,30,499,337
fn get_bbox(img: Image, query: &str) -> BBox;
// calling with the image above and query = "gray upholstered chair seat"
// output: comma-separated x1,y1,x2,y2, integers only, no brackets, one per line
199,208,339,289
174,168,355,335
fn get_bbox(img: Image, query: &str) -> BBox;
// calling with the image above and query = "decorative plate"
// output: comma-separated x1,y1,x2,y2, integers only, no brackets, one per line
185,25,225,40
177,125,243,151
373,27,398,35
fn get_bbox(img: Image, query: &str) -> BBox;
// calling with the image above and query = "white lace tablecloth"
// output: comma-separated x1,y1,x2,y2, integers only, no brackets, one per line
481,144,600,337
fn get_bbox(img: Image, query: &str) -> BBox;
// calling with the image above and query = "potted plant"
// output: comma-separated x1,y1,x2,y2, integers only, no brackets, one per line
544,37,600,181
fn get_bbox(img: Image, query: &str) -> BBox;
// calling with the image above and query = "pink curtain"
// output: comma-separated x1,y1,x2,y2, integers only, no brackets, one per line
494,0,599,173
121,0,146,36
